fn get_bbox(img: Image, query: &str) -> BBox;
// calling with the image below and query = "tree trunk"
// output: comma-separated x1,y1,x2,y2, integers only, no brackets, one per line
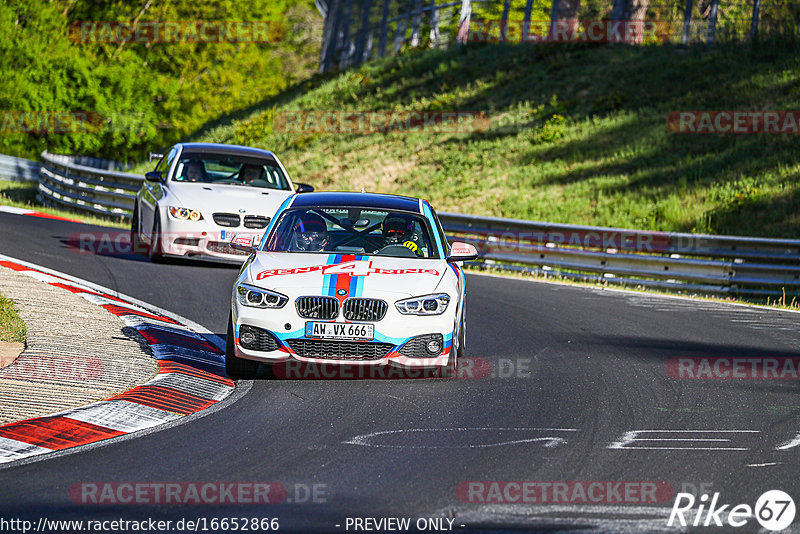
610,0,650,44
681,0,694,45
456,0,472,44
548,0,580,41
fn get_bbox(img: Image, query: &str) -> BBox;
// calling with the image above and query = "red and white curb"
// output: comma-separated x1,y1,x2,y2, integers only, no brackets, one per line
0,255,234,464
0,205,84,223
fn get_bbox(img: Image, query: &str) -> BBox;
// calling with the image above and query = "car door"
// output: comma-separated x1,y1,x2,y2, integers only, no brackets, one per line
140,147,177,237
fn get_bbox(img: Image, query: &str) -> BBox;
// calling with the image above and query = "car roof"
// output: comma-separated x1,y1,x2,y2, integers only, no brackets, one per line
290,192,424,213
177,142,277,159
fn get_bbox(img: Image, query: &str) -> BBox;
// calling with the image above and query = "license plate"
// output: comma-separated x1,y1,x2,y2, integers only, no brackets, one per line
306,322,374,341
222,232,260,243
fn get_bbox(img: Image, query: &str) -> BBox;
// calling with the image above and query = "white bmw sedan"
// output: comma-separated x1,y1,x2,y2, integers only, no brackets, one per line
132,142,313,263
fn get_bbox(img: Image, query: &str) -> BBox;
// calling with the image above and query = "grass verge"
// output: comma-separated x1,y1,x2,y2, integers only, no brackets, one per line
192,40,800,238
0,293,26,343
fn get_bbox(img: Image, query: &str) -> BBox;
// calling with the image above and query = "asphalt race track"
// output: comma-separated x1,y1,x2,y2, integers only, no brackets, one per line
1,211,800,533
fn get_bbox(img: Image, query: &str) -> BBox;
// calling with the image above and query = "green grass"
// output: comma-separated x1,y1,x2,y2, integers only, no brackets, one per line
0,293,25,344
185,40,800,238
0,180,127,228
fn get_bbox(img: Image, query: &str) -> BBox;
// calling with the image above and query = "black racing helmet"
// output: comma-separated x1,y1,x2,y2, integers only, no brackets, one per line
292,212,329,251
382,213,415,244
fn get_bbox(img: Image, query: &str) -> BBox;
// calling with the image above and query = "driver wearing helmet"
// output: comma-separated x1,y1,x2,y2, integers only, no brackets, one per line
183,160,208,182
241,164,263,185
290,212,329,252
382,213,424,257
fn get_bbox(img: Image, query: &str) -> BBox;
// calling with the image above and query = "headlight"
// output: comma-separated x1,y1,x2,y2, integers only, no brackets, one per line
169,206,203,221
395,293,450,315
236,283,288,308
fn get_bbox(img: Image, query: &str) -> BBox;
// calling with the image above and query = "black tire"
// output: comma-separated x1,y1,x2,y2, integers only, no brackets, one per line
130,204,147,255
225,315,259,379
148,212,164,263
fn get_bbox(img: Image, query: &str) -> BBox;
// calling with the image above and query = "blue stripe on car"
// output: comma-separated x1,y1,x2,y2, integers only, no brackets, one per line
322,254,342,297
421,201,445,258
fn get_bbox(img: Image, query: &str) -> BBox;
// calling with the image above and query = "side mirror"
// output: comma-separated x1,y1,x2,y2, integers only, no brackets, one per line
447,241,479,262
295,183,314,193
230,234,258,254
145,170,164,183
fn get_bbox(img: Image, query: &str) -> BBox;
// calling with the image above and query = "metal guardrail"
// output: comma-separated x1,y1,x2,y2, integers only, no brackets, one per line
438,212,800,297
38,151,142,219
2,152,799,298
0,154,41,182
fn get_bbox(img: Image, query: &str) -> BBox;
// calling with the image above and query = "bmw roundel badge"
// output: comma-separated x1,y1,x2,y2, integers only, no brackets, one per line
337,289,347,296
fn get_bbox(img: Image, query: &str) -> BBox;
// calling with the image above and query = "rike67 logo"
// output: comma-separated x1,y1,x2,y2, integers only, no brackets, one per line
668,490,795,531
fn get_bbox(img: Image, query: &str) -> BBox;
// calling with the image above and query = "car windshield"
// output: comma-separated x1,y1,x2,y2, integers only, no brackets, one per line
171,152,291,190
265,207,440,259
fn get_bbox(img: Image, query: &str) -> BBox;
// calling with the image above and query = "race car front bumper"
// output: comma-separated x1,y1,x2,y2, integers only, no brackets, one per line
155,217,263,263
231,303,454,370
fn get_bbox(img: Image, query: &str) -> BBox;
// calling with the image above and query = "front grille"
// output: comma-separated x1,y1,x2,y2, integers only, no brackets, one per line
296,296,339,319
213,213,240,227
207,241,249,256
243,215,270,229
239,325,280,352
399,334,444,358
286,339,393,360
173,237,200,246
343,298,388,321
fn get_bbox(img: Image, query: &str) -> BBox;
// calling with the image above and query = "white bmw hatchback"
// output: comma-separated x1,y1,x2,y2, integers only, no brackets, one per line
225,191,478,379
